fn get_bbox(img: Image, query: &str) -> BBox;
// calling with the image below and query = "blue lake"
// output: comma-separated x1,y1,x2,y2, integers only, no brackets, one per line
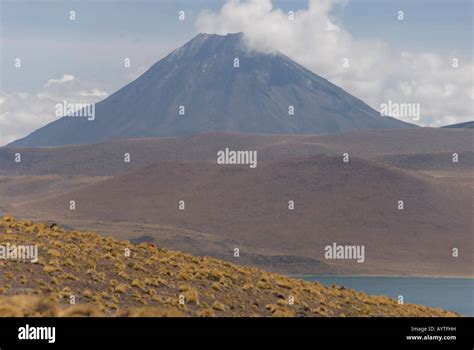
299,276,474,316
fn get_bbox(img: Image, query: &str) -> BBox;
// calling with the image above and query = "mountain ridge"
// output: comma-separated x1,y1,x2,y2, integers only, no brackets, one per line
442,120,474,129
9,33,414,147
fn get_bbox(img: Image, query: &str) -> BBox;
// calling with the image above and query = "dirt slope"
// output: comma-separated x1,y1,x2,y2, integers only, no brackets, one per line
1,129,472,176
0,216,457,317
15,155,473,276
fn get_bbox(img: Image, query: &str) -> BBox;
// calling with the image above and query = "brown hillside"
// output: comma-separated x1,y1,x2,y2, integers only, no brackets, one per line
1,129,471,176
16,155,473,276
0,216,457,317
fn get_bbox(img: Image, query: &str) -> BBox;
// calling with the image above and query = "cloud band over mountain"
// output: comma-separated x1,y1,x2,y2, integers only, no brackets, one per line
196,0,473,127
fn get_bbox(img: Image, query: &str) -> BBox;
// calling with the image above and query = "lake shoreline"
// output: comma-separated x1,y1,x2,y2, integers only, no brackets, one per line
295,275,474,316
290,274,474,279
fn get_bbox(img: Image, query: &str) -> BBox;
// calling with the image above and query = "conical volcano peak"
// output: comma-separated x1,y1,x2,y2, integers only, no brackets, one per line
169,32,247,62
195,32,244,40
192,32,245,44
8,32,413,147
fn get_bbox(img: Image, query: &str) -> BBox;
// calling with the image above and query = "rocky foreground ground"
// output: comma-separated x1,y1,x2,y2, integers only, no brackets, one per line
0,216,457,317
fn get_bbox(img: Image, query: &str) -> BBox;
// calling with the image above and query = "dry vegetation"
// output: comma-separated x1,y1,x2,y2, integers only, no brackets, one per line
0,216,458,317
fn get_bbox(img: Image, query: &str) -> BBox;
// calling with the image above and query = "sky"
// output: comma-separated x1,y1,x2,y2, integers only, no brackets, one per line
0,0,472,145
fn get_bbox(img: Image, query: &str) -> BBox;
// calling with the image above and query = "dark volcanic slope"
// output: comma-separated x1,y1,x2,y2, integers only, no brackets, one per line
9,33,412,147
442,121,474,129
306,128,474,158
19,155,473,276
376,152,474,171
2,128,471,176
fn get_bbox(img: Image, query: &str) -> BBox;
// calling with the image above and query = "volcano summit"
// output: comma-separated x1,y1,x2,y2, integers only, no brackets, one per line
9,33,413,147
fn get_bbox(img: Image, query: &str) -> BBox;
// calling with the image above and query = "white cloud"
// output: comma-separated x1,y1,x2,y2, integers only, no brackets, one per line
196,0,473,127
79,89,108,98
45,74,75,87
0,75,107,146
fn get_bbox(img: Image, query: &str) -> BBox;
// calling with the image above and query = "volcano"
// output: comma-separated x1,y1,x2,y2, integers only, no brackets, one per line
9,33,414,147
